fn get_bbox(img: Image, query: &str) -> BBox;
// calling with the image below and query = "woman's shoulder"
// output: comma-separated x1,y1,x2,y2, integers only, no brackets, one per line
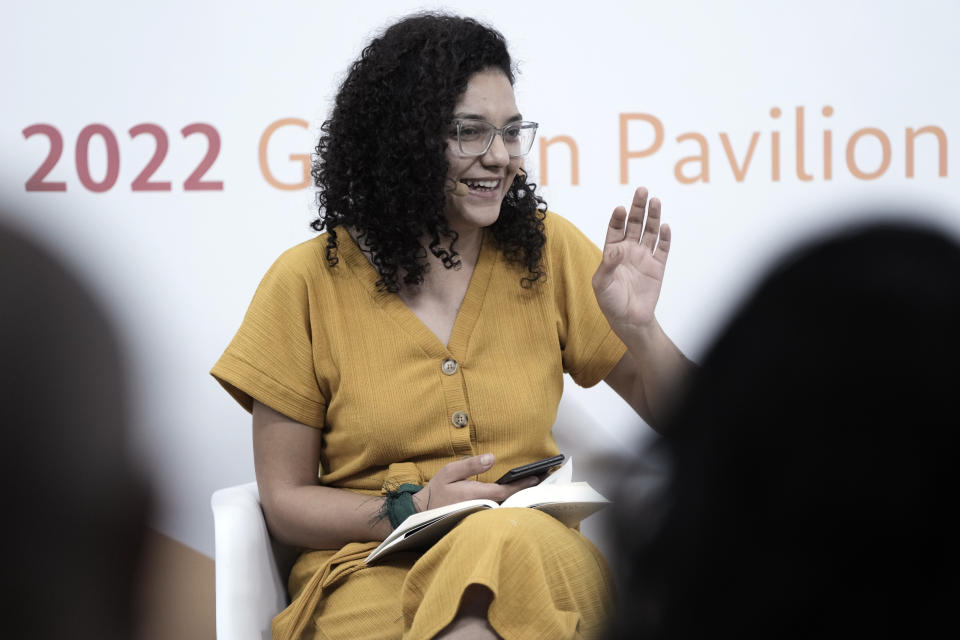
262,233,334,283
540,210,601,256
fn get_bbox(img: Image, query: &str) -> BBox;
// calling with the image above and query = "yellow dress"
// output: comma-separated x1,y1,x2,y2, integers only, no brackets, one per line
211,211,627,639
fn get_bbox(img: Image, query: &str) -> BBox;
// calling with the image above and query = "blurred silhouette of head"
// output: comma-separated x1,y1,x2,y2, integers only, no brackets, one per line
0,213,149,638
607,219,960,638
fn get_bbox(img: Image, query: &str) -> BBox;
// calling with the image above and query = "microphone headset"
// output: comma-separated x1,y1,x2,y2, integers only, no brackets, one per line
449,181,469,197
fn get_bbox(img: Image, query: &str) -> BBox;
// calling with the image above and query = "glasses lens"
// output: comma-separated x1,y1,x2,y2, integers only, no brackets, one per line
455,120,538,157
504,122,537,157
458,120,495,155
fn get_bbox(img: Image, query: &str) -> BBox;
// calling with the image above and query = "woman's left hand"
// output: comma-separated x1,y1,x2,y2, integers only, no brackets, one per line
592,187,671,339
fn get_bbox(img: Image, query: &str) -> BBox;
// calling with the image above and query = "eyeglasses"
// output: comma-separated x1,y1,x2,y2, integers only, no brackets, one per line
451,119,539,157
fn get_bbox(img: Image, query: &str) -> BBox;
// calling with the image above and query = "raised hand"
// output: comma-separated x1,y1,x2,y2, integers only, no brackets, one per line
592,187,671,338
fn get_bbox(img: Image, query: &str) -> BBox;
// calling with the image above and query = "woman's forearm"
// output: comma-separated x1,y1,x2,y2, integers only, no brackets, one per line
259,482,391,549
626,320,695,425
606,319,696,430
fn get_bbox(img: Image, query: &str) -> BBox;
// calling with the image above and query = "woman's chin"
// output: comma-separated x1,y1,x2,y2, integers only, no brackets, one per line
444,200,503,231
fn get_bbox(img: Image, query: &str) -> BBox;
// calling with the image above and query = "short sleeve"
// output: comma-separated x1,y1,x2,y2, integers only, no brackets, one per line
547,213,628,388
210,249,327,428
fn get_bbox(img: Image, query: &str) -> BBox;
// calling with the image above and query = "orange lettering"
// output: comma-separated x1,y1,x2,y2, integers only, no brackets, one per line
769,108,782,182
538,135,580,186
822,106,834,180
674,133,709,184
719,132,759,182
795,107,813,181
846,127,891,180
619,113,663,184
905,126,947,178
259,118,311,190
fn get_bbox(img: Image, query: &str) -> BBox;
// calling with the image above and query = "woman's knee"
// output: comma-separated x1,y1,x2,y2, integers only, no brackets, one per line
461,506,557,530
453,507,576,556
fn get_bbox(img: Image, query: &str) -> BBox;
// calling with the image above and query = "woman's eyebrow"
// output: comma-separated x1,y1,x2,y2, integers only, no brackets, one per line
454,112,524,122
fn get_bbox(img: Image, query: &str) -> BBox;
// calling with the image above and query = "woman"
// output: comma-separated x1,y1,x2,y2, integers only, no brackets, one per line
212,13,691,639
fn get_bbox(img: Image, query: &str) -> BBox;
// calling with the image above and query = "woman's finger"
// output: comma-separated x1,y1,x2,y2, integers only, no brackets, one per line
655,223,672,265
435,453,495,483
594,241,625,286
623,187,648,242
641,197,662,253
467,475,540,503
603,205,628,246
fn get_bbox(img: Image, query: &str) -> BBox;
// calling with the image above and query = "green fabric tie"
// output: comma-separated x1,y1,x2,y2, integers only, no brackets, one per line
384,483,423,529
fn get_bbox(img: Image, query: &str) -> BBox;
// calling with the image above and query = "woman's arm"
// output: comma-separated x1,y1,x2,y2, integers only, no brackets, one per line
594,187,696,430
253,400,392,548
604,324,694,428
253,400,538,549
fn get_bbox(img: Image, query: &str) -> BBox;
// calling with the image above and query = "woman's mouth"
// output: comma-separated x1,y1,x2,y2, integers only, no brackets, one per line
460,178,501,193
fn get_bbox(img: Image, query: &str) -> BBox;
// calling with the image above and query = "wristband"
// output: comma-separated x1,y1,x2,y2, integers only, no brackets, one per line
383,483,423,529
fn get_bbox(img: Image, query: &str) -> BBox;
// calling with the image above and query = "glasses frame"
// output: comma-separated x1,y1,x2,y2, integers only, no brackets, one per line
452,118,539,158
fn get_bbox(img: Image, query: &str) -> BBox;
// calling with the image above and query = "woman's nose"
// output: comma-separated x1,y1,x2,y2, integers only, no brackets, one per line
481,132,510,166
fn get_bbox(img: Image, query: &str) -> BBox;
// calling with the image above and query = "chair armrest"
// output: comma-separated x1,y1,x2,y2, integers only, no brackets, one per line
211,482,294,640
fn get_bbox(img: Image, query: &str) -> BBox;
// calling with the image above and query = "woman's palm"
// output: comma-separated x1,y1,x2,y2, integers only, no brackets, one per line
592,187,671,334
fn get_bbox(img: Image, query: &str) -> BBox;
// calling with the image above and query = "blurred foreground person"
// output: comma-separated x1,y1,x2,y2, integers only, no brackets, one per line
606,219,960,638
0,215,149,639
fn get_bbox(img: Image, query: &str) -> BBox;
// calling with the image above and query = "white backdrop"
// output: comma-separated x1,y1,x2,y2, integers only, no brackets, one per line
2,0,957,558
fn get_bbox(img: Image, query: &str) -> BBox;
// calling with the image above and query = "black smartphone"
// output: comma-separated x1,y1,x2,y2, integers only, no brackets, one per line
495,454,565,484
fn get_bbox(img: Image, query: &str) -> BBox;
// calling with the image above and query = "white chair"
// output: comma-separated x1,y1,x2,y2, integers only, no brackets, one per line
211,482,298,640
211,395,651,638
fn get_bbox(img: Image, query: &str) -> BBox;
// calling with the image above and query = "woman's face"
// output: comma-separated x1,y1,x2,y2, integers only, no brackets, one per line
443,68,523,233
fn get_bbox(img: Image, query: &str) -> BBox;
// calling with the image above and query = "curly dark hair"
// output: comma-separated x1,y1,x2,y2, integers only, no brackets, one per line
310,13,547,292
